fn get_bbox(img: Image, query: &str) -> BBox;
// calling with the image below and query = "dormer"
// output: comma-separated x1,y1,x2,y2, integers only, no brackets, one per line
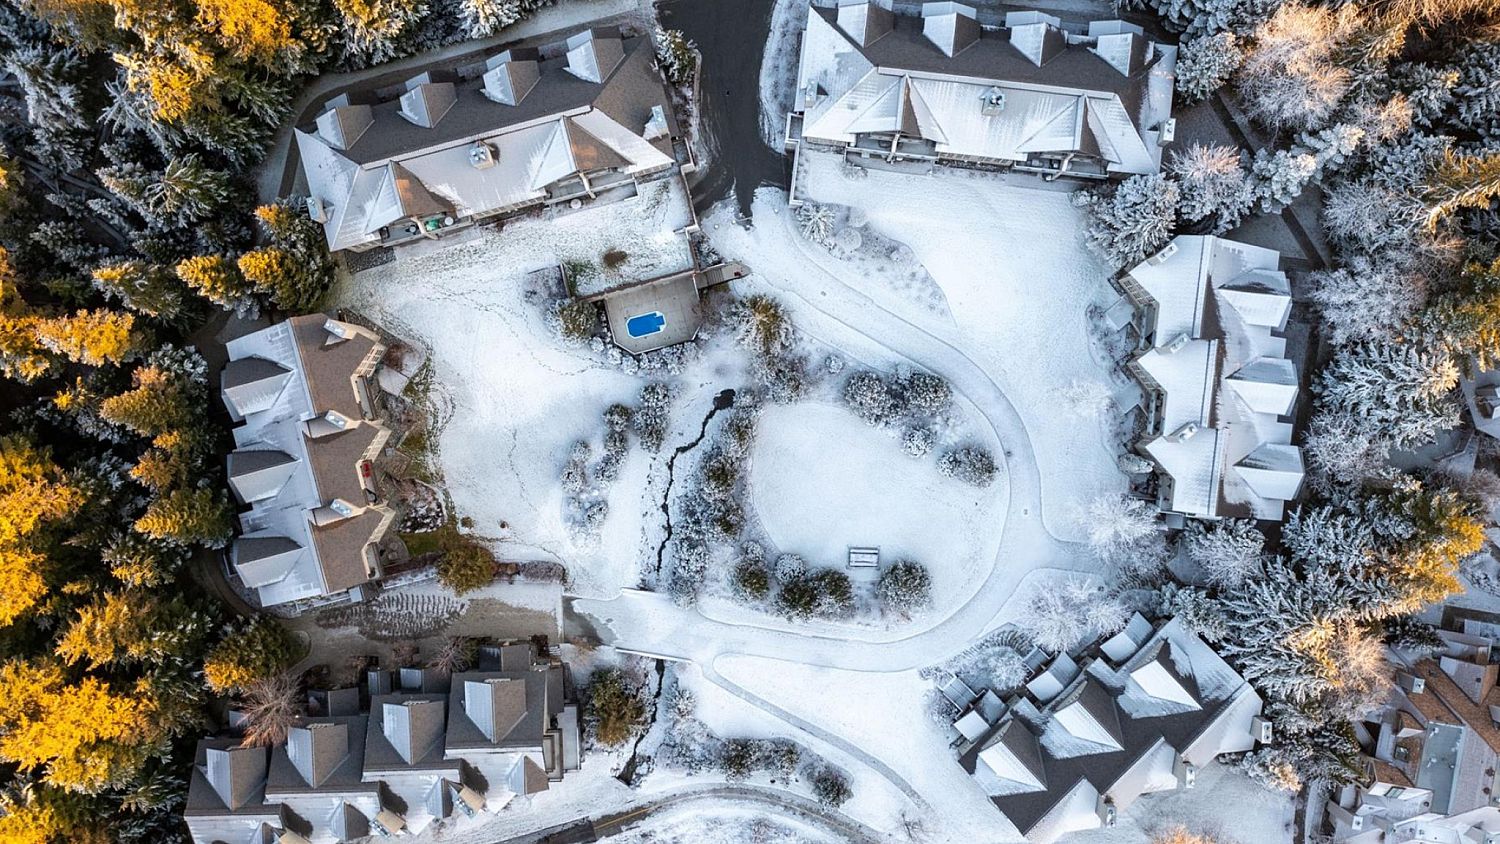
836,0,895,47
1088,20,1151,77
1005,10,1066,67
304,409,352,439
383,699,446,765
202,744,268,810
398,73,457,128
644,104,669,140
922,2,980,57
315,99,374,150
463,678,527,742
286,722,350,788
564,29,625,83
482,49,541,105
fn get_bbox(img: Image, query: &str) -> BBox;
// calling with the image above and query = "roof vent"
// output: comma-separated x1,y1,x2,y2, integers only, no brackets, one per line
980,86,1006,116
324,410,349,430
644,105,669,140
306,196,330,223
1147,240,1179,265
1164,332,1191,353
330,499,354,517
1165,421,1199,442
469,142,497,170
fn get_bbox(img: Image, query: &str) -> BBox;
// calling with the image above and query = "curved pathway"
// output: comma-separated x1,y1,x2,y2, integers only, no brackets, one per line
500,783,888,843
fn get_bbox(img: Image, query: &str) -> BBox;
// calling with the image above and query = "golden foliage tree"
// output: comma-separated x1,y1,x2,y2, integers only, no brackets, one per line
0,438,81,625
0,660,153,793
33,310,143,367
133,486,231,547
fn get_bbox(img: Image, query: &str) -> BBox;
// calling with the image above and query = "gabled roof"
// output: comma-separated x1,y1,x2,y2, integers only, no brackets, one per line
463,679,529,743
231,536,304,589
564,28,625,83
329,801,369,840
376,698,448,767
222,357,293,420
1051,681,1124,752
286,722,350,788
204,745,269,811
973,717,1048,794
1127,650,1201,712
228,450,299,504
1224,357,1298,417
482,50,541,106
1234,444,1304,501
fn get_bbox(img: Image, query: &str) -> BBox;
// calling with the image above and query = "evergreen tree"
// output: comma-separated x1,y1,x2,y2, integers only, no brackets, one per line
133,486,232,548
101,532,187,588
0,660,153,793
176,254,257,316
459,0,543,39
150,155,235,224
1168,143,1253,232
584,667,646,747
1183,519,1265,587
90,261,188,321
201,616,297,693
333,0,427,65
1075,174,1179,268
1174,32,1242,103
653,26,696,84
1315,340,1460,451
875,560,932,616
34,310,144,367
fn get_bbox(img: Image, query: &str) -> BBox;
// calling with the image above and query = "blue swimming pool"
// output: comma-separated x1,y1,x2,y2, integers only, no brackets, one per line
626,311,666,338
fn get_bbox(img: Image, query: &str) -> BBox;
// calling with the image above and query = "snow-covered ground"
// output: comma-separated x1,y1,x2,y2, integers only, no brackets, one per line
560,176,696,297
337,224,663,597
716,653,1026,842
747,401,1005,617
610,805,844,844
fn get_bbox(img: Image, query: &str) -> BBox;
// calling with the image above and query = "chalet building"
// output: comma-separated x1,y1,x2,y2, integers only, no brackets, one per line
1330,621,1500,842
950,616,1267,842
1118,235,1305,522
221,315,394,608
296,26,687,253
185,643,580,844
786,1,1177,180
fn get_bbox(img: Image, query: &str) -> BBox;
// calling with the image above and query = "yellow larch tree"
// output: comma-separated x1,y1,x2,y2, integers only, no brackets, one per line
33,309,143,367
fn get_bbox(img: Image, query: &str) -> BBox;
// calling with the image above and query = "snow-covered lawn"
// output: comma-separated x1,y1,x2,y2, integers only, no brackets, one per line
611,804,844,844
336,226,663,597
1056,764,1296,844
558,176,696,297
793,152,1127,534
748,401,1005,615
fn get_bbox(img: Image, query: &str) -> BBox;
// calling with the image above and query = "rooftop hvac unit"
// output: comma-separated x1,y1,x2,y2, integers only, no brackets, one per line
1161,117,1177,145
306,196,330,223
980,86,1006,116
1164,332,1191,353
1147,240,1179,264
1097,797,1117,828
469,142,497,169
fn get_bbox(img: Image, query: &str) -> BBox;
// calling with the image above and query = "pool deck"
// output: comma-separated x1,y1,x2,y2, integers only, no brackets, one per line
603,271,702,355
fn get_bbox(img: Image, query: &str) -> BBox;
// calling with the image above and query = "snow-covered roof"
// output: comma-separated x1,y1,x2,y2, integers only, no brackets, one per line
221,316,394,607
298,27,677,252
961,616,1263,843
1124,236,1303,521
795,3,1176,175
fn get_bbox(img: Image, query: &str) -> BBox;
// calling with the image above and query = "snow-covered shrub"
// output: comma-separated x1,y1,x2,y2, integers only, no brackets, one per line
894,369,952,416
726,294,795,362
776,568,854,620
1082,495,1158,554
1236,3,1354,134
1020,579,1129,652
1055,379,1114,420
1183,519,1265,588
831,227,863,257
773,553,806,582
808,764,853,807
902,425,936,457
939,445,998,487
633,382,673,452
824,354,846,375
843,369,897,427
669,541,710,606
876,560,932,617
1174,32,1242,103
560,444,589,495
603,403,633,433
548,298,598,345
653,26,696,85
1315,340,1460,451
797,203,837,246
1075,174,1180,269
732,558,771,600
1307,256,1426,347
1168,143,1253,233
